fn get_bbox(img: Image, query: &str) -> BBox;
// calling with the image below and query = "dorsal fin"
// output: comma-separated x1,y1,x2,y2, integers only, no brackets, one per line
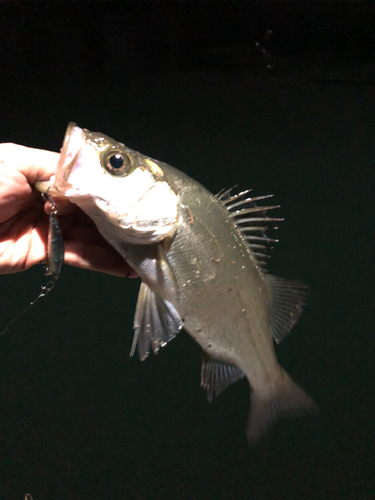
265,275,309,343
201,352,244,401
215,185,239,201
216,187,282,271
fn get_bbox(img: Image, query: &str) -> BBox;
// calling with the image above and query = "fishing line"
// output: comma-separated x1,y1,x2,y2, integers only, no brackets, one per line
0,280,57,337
0,193,63,338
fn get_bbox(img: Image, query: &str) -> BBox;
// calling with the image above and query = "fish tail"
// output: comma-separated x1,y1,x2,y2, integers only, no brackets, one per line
246,368,318,443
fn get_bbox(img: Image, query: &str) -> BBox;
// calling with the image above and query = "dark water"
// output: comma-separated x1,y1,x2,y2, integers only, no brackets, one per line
0,2,373,499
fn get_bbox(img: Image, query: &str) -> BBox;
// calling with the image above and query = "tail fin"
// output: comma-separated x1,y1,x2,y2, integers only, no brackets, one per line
246,369,319,443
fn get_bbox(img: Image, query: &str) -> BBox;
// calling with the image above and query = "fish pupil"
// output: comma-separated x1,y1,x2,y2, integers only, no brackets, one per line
109,154,124,169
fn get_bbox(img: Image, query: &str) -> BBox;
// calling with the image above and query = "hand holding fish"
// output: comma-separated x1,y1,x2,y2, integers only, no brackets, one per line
0,143,135,277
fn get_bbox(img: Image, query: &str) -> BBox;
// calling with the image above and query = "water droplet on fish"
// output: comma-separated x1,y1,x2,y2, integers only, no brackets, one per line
191,257,197,265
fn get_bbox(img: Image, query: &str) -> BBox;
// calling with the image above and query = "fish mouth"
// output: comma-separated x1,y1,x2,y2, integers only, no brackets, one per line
53,122,85,193
34,123,84,197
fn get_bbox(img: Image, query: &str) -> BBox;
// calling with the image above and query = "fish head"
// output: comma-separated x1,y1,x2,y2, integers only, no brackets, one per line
45,123,179,245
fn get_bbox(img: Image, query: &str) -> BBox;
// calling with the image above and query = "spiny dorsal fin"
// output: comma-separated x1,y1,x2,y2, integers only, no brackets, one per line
265,275,309,343
130,282,183,361
201,352,244,402
216,187,282,271
215,185,239,201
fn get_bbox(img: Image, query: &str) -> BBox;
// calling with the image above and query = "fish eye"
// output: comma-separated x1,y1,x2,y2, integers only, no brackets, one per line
109,153,124,169
102,147,133,177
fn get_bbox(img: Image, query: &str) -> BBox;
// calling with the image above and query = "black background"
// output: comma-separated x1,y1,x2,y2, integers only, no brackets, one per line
0,1,373,499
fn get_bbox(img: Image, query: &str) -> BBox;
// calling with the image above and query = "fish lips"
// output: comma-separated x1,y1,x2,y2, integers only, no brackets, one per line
53,122,85,194
35,123,84,198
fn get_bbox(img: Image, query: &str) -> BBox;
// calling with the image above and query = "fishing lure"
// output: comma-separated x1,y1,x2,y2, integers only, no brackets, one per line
0,194,64,336
43,192,64,279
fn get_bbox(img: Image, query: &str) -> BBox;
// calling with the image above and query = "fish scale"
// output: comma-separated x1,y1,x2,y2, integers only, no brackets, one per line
160,165,271,364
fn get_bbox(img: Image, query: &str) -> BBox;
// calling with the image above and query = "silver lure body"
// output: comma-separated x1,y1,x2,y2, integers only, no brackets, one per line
44,195,64,279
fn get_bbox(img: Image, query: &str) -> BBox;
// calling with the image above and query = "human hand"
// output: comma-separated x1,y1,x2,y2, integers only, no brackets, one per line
0,143,136,278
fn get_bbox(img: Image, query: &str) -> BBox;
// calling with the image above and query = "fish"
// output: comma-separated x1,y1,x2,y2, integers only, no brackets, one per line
36,122,318,442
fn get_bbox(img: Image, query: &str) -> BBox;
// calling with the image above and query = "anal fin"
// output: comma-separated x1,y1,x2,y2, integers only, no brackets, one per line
201,352,244,402
130,282,183,361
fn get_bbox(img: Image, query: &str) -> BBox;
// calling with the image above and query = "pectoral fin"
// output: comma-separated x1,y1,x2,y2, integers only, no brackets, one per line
130,282,183,361
123,241,180,303
156,242,179,300
201,352,244,402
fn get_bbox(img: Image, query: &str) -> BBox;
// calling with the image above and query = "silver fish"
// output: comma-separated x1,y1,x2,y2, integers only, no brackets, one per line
36,122,318,442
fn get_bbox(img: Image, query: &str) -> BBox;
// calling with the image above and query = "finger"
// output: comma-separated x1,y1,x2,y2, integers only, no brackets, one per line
0,143,60,185
63,224,109,246
57,211,110,246
64,241,137,278
44,197,76,216
0,208,48,274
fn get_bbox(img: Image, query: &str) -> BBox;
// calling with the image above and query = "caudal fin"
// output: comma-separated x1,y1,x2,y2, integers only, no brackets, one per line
246,369,319,443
